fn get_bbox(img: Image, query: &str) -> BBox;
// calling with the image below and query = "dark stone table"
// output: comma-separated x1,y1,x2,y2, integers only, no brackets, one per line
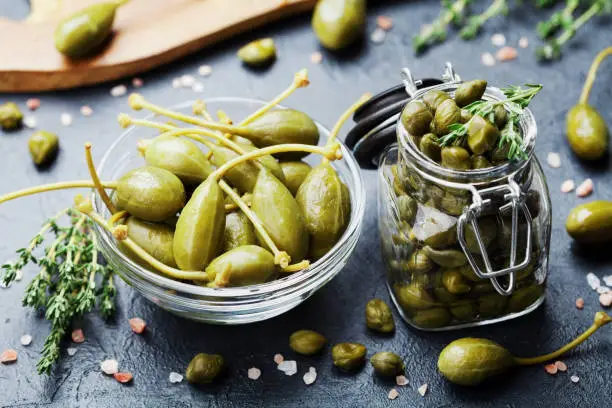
1,1,611,407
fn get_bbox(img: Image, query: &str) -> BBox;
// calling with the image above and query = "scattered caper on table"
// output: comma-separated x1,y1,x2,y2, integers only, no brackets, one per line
370,352,404,376
332,342,367,371
365,299,395,333
54,1,129,59
28,131,59,166
185,353,225,384
0,102,23,131
312,0,366,50
289,330,327,355
237,38,277,67
566,47,611,160
438,312,611,386
566,201,612,244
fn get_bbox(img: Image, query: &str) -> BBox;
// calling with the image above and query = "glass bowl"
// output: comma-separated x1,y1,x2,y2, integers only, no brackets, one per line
92,97,365,324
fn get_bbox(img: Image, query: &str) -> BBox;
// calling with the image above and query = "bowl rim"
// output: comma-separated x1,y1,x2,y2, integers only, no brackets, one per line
93,96,366,299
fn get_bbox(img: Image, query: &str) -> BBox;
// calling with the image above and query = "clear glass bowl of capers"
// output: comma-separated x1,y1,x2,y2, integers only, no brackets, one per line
378,81,552,331
93,98,365,324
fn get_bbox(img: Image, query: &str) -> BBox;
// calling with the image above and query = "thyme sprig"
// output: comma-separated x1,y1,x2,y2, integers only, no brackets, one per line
1,208,116,374
437,84,543,161
414,0,472,54
459,0,509,40
537,0,612,60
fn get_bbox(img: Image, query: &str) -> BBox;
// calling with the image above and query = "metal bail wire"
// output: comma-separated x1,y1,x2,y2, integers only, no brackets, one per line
457,178,533,296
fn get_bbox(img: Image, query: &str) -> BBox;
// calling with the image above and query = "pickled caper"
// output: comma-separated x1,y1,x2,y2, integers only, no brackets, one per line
402,100,433,137
455,80,487,108
422,90,451,112
365,299,395,333
433,99,461,136
332,343,367,371
185,353,224,384
28,131,59,166
419,133,442,162
289,330,327,355
442,268,472,295
0,102,23,130
412,307,451,329
370,352,404,376
237,38,276,66
441,146,471,170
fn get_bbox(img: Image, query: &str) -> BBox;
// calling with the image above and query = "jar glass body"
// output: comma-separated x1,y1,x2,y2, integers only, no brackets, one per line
377,84,552,331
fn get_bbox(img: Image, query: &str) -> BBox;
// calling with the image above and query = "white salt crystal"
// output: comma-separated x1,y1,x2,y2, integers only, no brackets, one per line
100,359,119,375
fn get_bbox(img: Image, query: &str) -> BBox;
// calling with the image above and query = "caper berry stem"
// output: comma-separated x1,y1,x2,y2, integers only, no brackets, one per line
240,69,310,126
85,143,116,214
210,143,341,182
218,180,297,270
579,47,612,105
321,92,372,165
514,312,611,366
83,206,210,281
0,180,118,205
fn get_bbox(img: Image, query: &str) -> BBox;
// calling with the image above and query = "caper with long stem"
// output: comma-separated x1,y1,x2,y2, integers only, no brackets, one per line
438,312,612,386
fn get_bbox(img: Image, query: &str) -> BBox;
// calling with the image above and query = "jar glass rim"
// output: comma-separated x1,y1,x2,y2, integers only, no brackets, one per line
397,83,537,184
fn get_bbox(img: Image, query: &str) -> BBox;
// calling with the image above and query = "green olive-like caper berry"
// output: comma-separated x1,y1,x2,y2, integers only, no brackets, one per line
442,268,472,295
422,90,451,112
419,133,442,162
493,105,508,129
332,343,367,371
185,353,224,384
433,99,461,136
311,0,366,50
471,155,492,169
28,131,59,166
289,330,327,355
0,102,23,130
441,146,471,170
370,352,404,376
365,299,395,333
237,38,277,66
454,80,487,108
402,100,433,137
467,115,499,155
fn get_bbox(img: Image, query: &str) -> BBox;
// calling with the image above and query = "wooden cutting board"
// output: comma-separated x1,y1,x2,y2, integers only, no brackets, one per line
0,0,317,92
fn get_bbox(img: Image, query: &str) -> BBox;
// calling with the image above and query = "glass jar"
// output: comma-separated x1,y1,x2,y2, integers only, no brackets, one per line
378,77,552,331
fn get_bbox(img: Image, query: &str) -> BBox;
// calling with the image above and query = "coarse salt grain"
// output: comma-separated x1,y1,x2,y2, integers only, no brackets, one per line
561,179,575,193
544,364,558,375
377,16,393,31
310,52,323,64
61,113,73,126
587,273,601,290
396,375,408,386
273,353,284,365
554,361,567,372
576,179,593,198
169,372,183,383
388,388,399,400
23,116,37,129
417,384,428,397
575,298,584,309
100,359,119,375
481,52,496,67
20,334,32,346
192,82,205,93
571,375,579,383
370,28,386,44
15,270,22,281
0,349,17,364
277,360,297,376
180,75,196,88
547,152,561,168
129,317,147,334
80,105,93,116
71,328,85,343
303,368,317,385
496,46,518,62
519,37,529,49
132,78,143,88
599,292,612,307
114,372,133,384
248,367,262,380
198,65,213,77
596,286,610,294
26,98,41,111
67,348,77,356
491,33,506,47
603,275,612,287
110,85,127,97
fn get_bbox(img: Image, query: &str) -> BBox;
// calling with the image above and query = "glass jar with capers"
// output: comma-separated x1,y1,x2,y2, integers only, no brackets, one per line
377,68,551,331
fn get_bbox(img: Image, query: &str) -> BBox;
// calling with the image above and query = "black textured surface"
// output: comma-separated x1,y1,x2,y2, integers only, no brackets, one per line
1,1,612,407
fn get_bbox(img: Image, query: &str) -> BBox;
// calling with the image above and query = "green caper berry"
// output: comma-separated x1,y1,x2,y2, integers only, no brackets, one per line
28,131,59,166
370,352,404,376
289,330,327,355
332,343,367,371
0,102,23,130
185,353,224,384
237,38,276,66
365,299,395,333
